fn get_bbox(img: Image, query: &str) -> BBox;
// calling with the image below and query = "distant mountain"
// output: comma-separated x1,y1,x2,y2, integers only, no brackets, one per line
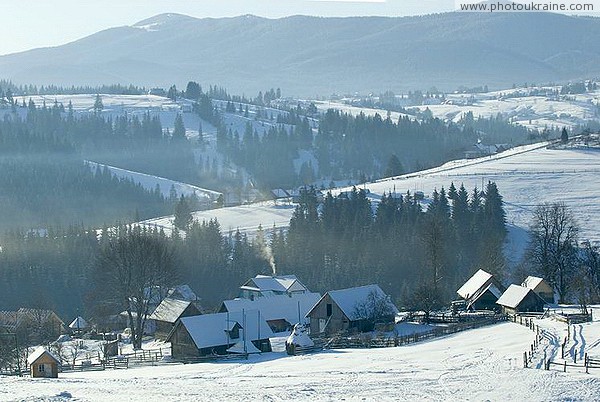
1,12,600,96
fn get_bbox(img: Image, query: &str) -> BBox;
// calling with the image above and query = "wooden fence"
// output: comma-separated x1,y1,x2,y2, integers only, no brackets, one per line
60,346,171,373
514,313,600,374
323,315,507,350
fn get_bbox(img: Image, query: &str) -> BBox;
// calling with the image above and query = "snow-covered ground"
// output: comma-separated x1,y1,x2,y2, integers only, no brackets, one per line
4,321,600,401
139,142,600,266
138,201,296,236
326,85,600,131
12,94,215,140
87,161,222,201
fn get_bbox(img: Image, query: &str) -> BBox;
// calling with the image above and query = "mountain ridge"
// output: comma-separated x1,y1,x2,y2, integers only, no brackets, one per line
1,12,599,96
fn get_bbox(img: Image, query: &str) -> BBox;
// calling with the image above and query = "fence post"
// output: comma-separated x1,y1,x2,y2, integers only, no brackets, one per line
574,351,577,364
585,353,589,374
564,361,567,372
524,352,528,368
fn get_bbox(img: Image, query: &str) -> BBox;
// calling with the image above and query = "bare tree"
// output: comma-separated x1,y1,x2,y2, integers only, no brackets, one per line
353,290,396,331
527,203,579,303
95,226,176,349
410,283,442,324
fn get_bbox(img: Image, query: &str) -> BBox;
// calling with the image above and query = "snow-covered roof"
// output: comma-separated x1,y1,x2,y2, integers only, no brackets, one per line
68,316,89,329
312,284,399,321
457,270,493,300
167,284,199,302
173,310,273,350
496,284,536,309
27,347,60,365
221,292,321,327
244,275,307,294
522,276,545,290
149,298,194,323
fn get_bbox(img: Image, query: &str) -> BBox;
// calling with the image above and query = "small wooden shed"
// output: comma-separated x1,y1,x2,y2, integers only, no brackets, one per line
28,347,60,378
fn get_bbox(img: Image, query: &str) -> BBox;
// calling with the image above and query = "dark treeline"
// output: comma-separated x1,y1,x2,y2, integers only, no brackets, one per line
0,80,146,97
0,101,197,230
0,221,272,320
272,182,507,308
212,106,543,189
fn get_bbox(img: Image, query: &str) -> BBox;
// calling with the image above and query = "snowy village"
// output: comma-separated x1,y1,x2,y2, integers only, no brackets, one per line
3,2,600,401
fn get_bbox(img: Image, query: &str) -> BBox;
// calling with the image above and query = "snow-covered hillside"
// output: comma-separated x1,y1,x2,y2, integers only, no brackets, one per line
4,321,600,401
87,161,222,201
140,142,600,265
328,86,600,132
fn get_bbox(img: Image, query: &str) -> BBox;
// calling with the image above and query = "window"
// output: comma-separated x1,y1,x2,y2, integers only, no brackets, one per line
326,303,332,317
38,364,45,372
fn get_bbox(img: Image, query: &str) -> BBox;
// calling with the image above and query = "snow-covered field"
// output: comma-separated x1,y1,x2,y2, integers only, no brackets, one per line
4,321,600,401
139,201,296,236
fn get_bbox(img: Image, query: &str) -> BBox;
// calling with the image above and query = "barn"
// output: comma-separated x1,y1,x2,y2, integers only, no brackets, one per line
149,298,202,340
306,284,398,336
457,269,505,311
522,276,554,304
166,310,273,360
496,284,546,315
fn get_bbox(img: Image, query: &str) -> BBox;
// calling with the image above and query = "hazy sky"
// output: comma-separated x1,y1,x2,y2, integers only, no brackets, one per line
0,0,454,56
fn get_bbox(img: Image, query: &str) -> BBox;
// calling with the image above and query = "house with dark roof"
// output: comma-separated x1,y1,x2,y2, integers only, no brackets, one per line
496,284,546,315
149,298,202,340
306,284,399,335
166,310,273,359
239,275,310,300
456,269,505,311
522,276,554,304
219,292,321,333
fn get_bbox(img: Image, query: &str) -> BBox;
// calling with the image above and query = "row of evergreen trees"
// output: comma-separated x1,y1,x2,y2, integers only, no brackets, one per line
207,99,541,189
272,182,507,307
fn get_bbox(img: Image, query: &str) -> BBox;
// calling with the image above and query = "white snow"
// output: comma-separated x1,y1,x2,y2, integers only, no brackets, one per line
496,284,533,309
5,321,600,401
222,293,322,328
457,269,493,300
87,161,222,201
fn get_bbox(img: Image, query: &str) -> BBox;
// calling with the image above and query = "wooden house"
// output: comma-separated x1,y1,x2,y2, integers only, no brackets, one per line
149,298,202,340
166,310,273,359
457,269,505,311
219,292,321,333
306,284,399,336
28,347,60,378
0,308,65,342
496,284,546,315
239,275,310,300
522,276,554,304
